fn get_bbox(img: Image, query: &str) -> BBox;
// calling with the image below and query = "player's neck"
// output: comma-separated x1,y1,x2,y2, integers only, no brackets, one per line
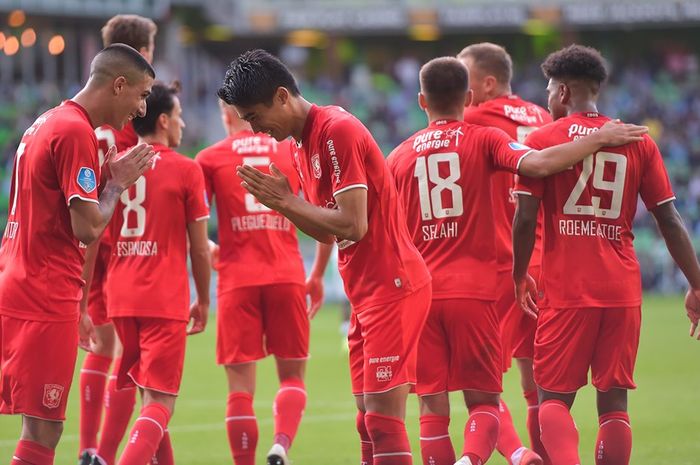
488,85,512,100
140,133,169,147
426,107,464,124
567,99,598,116
290,97,313,142
227,121,252,136
72,88,108,128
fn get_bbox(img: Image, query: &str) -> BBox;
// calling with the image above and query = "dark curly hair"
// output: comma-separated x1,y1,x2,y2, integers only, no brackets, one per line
541,44,608,87
217,49,300,107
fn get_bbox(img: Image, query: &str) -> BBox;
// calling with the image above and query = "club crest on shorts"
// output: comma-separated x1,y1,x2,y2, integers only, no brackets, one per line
77,167,97,193
311,154,322,179
42,384,64,409
376,365,393,382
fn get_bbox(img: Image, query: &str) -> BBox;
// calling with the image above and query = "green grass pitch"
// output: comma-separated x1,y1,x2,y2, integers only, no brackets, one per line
1,294,699,463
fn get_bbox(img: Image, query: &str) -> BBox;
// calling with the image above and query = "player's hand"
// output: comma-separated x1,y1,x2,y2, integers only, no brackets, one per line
514,273,539,319
685,288,700,339
78,311,96,352
208,240,220,270
236,163,293,211
107,143,156,189
306,274,325,319
187,299,209,336
596,119,648,146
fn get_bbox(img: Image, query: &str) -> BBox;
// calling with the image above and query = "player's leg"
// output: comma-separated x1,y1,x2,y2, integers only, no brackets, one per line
590,306,640,465
415,299,455,465
514,358,549,465
113,317,187,465
79,252,114,464
225,362,258,465
1,317,78,465
264,283,310,463
361,284,432,465
96,338,137,465
79,322,115,463
218,286,265,465
535,307,600,465
455,390,501,465
349,313,374,465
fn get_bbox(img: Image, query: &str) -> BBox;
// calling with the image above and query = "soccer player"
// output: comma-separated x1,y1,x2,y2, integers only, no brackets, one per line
97,81,210,465
0,44,155,465
78,14,158,465
512,44,700,465
195,100,313,465
458,42,551,464
386,56,647,465
222,49,432,465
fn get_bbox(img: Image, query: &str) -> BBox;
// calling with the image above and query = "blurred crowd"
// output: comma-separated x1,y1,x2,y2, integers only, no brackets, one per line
2,45,698,293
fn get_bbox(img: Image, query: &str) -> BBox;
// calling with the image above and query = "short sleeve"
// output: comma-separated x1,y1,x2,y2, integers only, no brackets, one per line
324,119,369,198
194,151,215,205
513,129,549,199
639,137,675,210
185,162,210,223
54,123,100,206
481,127,534,173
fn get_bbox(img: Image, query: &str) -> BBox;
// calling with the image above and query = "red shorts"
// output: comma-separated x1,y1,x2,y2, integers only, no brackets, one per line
87,243,111,327
349,284,431,395
496,267,540,371
534,306,641,393
0,316,78,421
216,283,309,365
113,317,187,395
417,298,502,395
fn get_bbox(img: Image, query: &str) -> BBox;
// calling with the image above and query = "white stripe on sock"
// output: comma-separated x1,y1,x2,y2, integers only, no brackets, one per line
278,386,307,396
373,452,412,458
80,369,109,376
419,434,451,441
135,416,165,436
225,416,257,422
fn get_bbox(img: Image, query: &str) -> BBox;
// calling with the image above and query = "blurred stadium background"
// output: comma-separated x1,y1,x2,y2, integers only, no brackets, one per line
1,0,700,299
2,1,700,464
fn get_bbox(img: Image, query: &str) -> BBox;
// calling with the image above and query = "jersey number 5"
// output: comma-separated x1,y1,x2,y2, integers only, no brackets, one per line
242,156,272,213
414,152,463,220
563,151,627,220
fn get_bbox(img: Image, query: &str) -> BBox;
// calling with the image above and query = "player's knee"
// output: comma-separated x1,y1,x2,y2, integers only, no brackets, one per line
597,388,627,414
463,390,499,409
418,392,450,417
21,418,63,449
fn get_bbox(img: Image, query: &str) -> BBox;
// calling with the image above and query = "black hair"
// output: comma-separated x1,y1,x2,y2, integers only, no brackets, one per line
541,44,608,87
133,81,179,136
420,57,469,114
92,43,155,81
217,49,300,107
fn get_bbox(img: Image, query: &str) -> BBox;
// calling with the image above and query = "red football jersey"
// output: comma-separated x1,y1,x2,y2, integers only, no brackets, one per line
387,119,533,300
106,144,210,321
195,131,305,292
464,95,551,272
0,101,100,322
292,105,430,310
515,112,675,308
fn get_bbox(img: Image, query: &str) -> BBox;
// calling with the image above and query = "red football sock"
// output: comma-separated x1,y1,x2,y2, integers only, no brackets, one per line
273,377,307,451
496,399,523,460
524,390,550,465
151,430,174,465
226,392,258,465
365,412,412,465
117,402,170,465
419,415,455,465
595,412,631,465
79,353,112,455
11,440,55,465
356,411,374,465
97,367,137,465
462,404,500,465
539,400,580,465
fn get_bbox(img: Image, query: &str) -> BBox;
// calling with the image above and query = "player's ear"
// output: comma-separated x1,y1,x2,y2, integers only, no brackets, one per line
276,86,290,106
417,92,427,111
559,82,571,105
466,89,473,107
113,75,128,95
484,75,497,93
157,112,169,131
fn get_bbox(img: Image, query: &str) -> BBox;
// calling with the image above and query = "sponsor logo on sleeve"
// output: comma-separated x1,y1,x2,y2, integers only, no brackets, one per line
508,142,532,151
77,167,97,193
311,153,322,179
43,384,65,409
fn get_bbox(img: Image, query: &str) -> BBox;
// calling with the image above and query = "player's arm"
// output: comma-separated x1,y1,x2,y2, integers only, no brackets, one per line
187,219,211,335
78,241,99,351
512,193,540,319
650,202,700,337
518,120,647,178
237,163,368,243
307,242,334,319
70,144,155,244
